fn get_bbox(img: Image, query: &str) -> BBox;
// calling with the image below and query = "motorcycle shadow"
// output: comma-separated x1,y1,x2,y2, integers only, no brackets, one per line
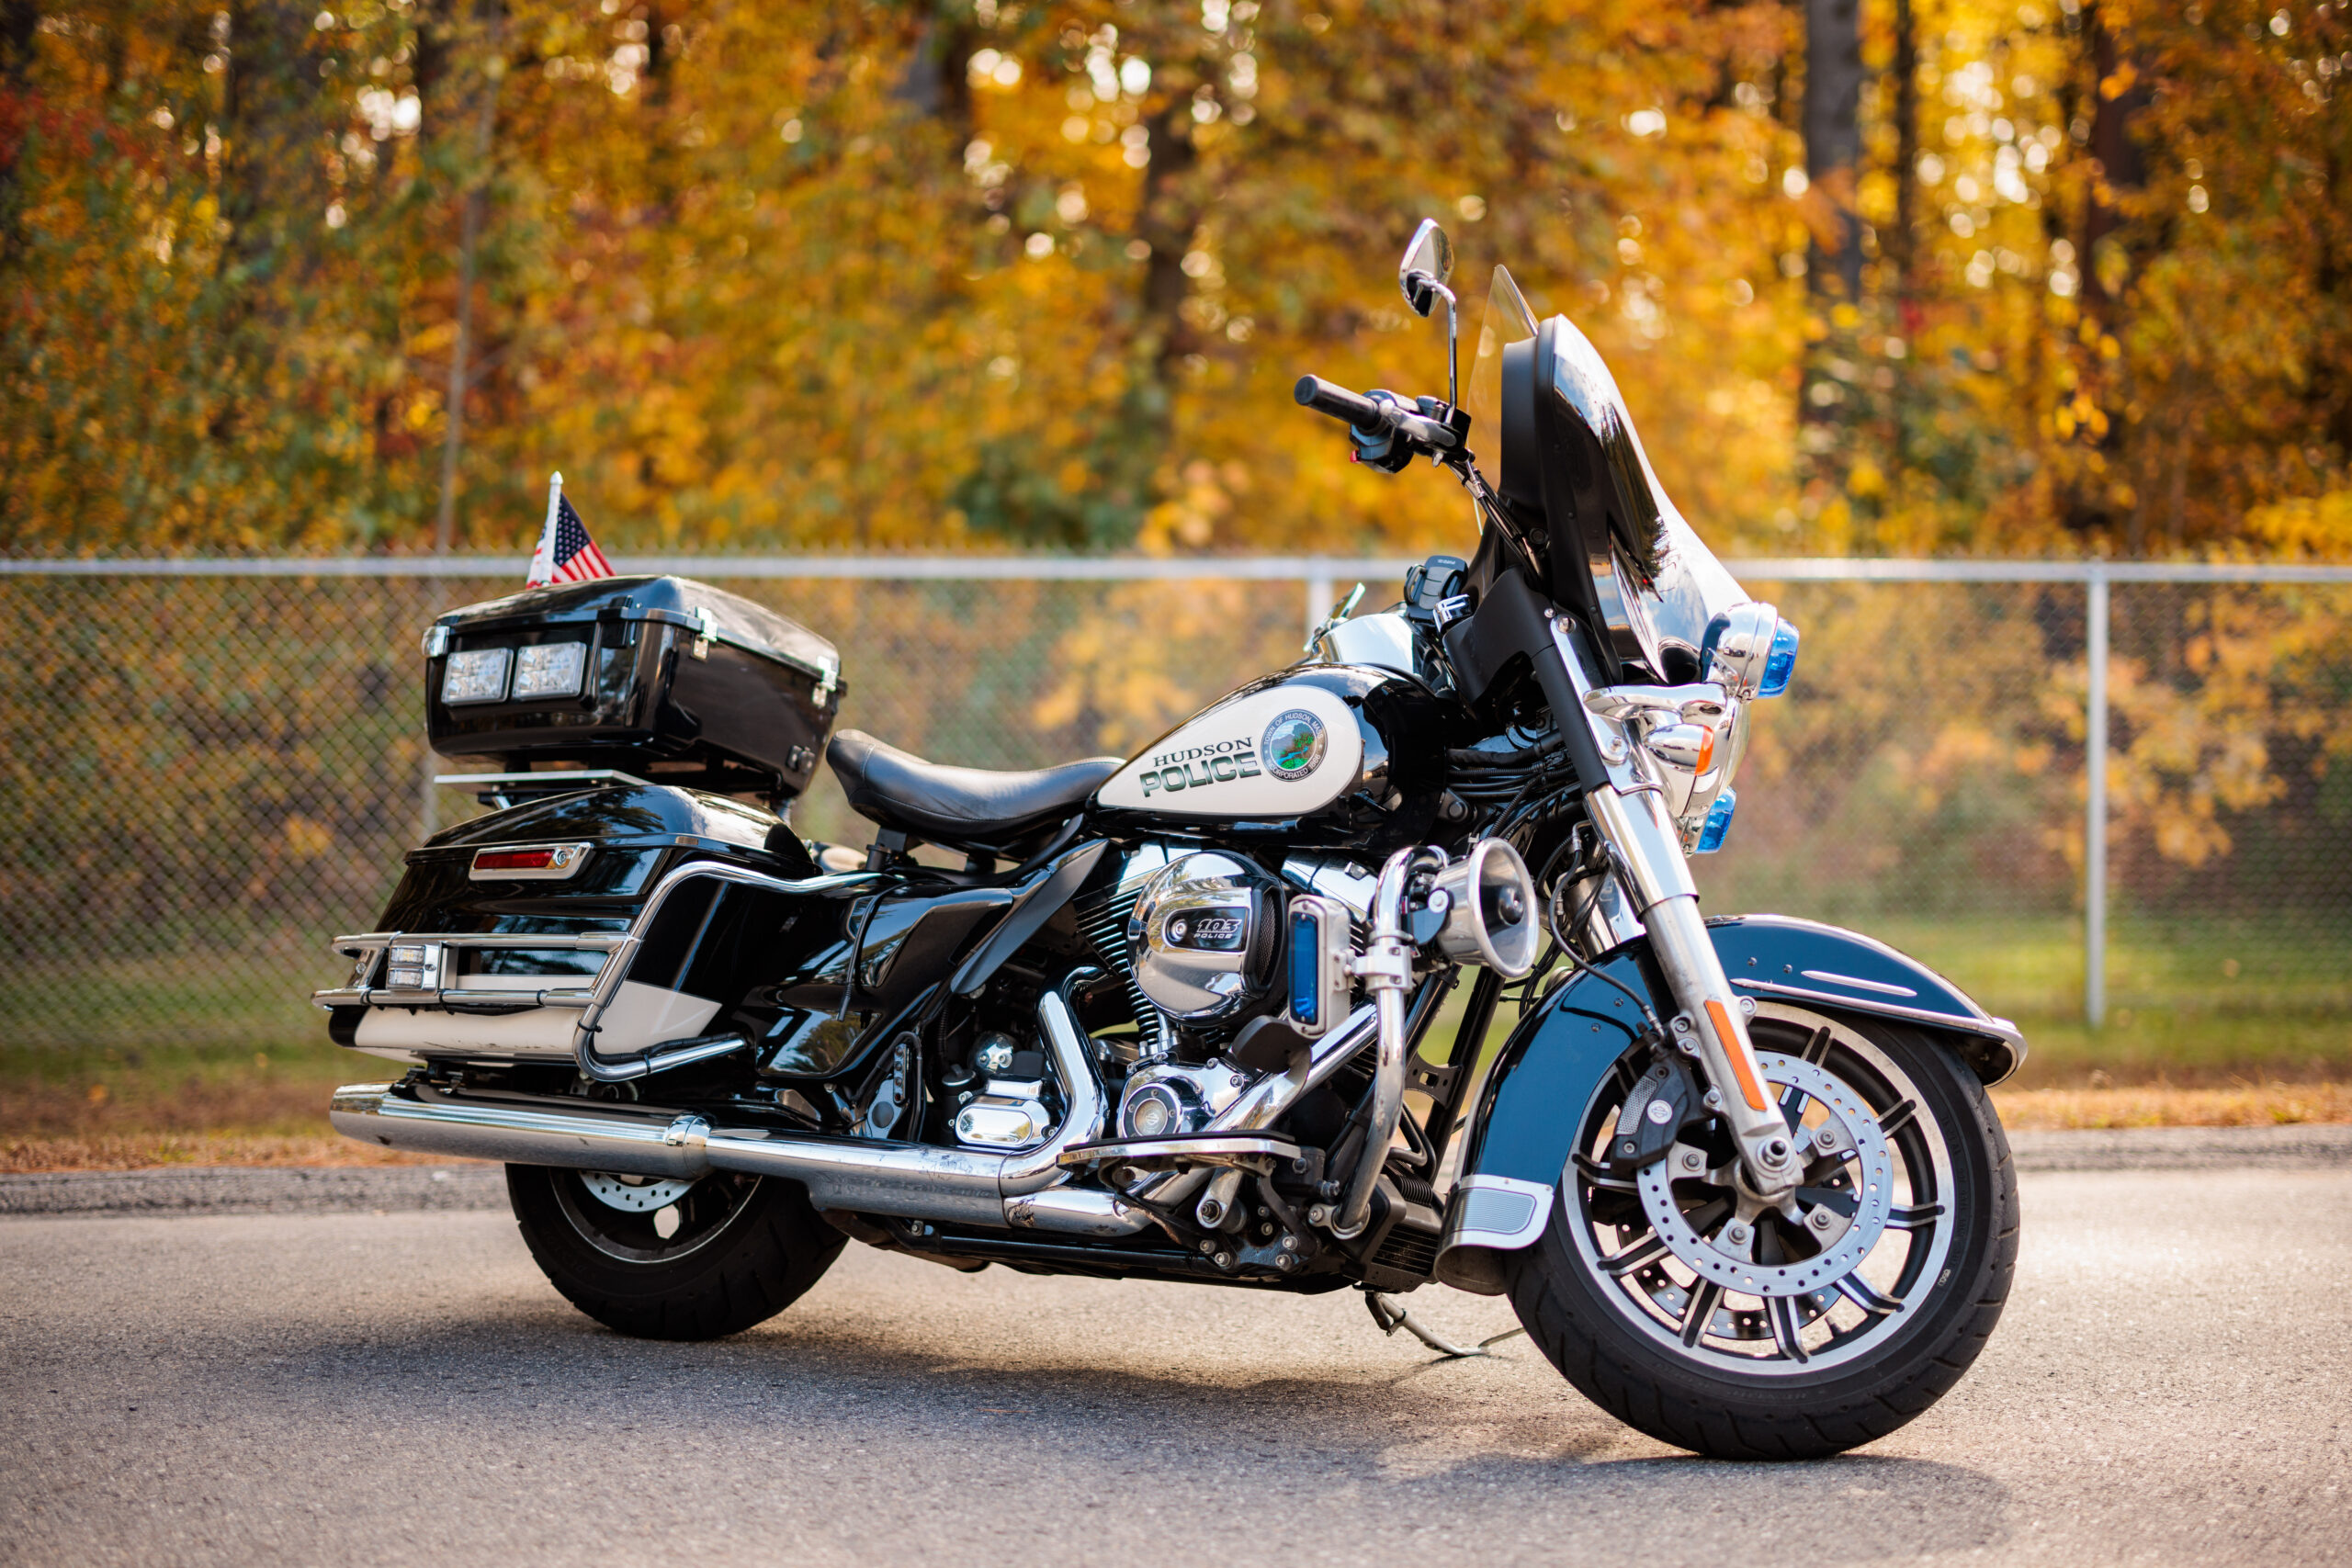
151,1248,2015,1559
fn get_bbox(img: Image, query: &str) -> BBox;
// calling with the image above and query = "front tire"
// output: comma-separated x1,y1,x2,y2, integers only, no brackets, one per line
507,1166,845,1341
1507,1005,2018,1460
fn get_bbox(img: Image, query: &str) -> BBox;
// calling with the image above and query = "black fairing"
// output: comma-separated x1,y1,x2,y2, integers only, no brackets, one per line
1494,320,1671,679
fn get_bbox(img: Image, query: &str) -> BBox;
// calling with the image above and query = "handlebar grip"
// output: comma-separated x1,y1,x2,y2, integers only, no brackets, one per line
1294,375,1397,434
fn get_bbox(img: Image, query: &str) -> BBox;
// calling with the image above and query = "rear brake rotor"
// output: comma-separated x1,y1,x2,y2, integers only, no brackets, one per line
579,1171,698,1213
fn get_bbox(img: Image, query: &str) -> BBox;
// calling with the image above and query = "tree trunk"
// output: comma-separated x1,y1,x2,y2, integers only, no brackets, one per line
430,1,503,556
1804,0,1865,303
1887,0,1920,474
0,0,38,262
1889,0,1920,308
2082,2,2148,308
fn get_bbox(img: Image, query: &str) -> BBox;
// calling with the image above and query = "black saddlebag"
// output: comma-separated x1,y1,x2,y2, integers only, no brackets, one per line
424,575,841,800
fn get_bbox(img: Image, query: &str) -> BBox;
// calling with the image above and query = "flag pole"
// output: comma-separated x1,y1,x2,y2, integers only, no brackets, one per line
526,470,564,587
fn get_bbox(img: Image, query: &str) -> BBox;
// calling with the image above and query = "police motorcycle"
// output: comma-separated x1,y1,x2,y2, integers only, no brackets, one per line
319,221,2021,1461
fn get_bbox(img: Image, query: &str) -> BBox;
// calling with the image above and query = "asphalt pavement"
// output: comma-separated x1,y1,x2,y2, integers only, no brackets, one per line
2,1163,2346,1567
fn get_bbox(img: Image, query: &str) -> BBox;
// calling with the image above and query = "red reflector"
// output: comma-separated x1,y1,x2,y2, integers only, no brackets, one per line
474,849,557,872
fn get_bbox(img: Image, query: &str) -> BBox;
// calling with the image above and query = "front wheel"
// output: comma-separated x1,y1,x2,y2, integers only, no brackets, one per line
507,1165,845,1341
1508,1003,2018,1460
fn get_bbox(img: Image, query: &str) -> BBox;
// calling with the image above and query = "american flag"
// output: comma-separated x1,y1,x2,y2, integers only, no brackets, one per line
525,474,614,586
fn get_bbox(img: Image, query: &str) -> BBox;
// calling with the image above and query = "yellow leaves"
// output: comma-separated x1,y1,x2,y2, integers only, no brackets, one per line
2246,490,2352,559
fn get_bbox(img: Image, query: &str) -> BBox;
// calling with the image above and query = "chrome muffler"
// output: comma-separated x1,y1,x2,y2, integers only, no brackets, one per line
330,990,1154,1237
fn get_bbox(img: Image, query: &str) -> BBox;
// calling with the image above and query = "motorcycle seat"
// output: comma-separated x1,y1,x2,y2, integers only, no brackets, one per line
826,729,1124,846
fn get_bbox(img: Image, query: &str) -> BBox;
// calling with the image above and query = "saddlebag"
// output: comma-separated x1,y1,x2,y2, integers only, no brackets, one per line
424,575,841,801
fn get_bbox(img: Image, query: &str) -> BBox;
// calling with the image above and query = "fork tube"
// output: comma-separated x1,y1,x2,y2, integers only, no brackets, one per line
1585,784,1800,1194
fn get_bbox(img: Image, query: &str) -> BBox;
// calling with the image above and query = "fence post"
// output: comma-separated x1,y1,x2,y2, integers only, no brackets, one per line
2085,565,2109,1028
1304,558,1335,646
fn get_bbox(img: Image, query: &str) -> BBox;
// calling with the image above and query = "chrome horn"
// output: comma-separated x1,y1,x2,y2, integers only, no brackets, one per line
1425,838,1541,979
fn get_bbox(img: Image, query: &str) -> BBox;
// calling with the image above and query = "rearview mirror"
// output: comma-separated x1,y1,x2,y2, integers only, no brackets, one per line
1396,220,1461,408
1397,220,1454,318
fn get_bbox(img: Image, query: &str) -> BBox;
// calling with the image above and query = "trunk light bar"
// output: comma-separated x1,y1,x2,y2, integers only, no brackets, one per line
469,842,594,881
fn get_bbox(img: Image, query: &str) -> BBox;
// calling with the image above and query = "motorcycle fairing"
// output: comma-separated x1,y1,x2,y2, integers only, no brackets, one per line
1430,917,2026,1292
1492,303,1751,684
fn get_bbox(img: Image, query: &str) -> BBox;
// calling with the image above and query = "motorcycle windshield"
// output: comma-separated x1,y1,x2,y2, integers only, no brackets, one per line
1467,265,1538,440
1496,267,1747,673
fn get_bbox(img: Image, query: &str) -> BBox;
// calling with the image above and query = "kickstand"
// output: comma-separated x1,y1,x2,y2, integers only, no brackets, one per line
1364,1291,1527,1359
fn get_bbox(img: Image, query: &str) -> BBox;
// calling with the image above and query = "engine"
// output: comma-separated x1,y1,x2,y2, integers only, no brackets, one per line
1125,852,1285,1021
1074,846,1354,1143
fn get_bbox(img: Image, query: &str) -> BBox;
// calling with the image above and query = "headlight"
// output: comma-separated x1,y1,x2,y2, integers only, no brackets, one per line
440,646,511,705
1702,604,1801,700
511,641,587,699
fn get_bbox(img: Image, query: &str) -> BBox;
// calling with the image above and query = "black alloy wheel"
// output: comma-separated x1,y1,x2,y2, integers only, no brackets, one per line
1507,1003,2018,1460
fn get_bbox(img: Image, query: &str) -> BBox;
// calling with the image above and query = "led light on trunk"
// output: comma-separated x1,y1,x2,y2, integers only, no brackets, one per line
384,941,440,990
440,647,511,705
511,641,587,699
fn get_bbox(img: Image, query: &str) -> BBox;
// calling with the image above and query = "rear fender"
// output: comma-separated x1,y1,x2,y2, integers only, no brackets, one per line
1431,915,2024,1294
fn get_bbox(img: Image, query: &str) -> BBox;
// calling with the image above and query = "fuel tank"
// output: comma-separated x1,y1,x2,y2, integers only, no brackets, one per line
1094,669,1393,820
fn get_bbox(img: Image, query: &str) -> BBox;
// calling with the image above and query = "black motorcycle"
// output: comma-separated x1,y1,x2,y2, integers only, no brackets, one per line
319,222,2021,1460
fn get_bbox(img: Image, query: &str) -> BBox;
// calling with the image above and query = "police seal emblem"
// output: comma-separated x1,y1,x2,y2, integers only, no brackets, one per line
1260,708,1328,781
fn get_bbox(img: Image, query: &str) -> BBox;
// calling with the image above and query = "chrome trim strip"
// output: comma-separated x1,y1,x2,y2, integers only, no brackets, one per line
1731,977,2027,1062
433,769,654,795
330,931,628,955
312,985,596,1011
1057,1132,1303,1170
1799,968,1918,998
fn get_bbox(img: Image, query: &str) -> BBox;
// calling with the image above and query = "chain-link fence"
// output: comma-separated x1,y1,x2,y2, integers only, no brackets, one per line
3,558,2347,1076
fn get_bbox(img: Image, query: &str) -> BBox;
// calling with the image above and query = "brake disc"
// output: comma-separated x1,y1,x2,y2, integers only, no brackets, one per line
1634,1052,1896,1301
579,1171,698,1213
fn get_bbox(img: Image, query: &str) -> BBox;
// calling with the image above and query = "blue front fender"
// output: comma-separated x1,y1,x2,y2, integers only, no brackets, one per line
1430,916,2022,1292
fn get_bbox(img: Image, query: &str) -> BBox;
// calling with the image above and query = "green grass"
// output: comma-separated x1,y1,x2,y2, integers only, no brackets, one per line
0,953,332,1053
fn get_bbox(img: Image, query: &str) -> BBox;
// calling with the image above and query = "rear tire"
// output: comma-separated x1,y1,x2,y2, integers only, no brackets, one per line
506,1166,845,1341
1506,1009,2018,1460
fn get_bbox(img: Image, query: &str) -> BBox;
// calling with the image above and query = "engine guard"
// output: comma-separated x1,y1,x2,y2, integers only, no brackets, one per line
1430,914,2025,1295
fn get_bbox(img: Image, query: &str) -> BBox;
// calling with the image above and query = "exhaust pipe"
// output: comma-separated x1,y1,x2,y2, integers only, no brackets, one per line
330,988,1155,1237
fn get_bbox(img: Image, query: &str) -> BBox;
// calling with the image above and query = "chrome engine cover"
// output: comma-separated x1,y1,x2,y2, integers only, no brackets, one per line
1125,852,1282,1021
1116,1057,1250,1140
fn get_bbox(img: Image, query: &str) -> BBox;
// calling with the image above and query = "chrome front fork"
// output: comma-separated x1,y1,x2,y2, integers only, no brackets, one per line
1584,785,1801,1195
1550,619,1803,1199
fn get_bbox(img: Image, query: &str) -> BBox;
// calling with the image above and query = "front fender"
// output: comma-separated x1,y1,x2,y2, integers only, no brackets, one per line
1430,915,2024,1294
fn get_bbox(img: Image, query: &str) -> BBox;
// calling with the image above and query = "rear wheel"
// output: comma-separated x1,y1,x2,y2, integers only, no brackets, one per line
1507,1004,2018,1460
506,1166,845,1341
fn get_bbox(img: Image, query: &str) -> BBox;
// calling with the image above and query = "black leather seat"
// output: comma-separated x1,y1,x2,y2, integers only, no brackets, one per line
826,729,1124,845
